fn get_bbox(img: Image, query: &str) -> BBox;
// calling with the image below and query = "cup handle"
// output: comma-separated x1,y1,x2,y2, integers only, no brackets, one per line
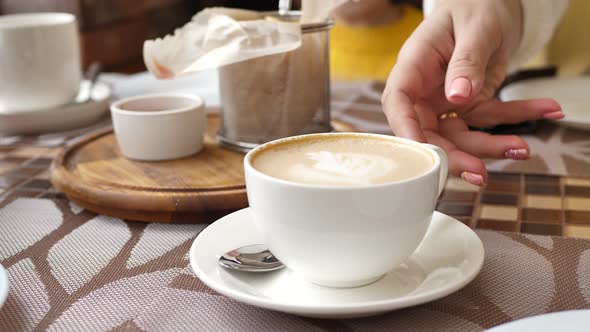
424,144,448,197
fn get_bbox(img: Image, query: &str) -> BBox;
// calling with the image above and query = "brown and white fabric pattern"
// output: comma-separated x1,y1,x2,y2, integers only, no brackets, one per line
1,198,590,331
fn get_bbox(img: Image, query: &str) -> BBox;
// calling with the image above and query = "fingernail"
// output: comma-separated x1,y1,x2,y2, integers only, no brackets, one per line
449,77,472,99
505,148,529,160
461,172,485,186
543,111,565,120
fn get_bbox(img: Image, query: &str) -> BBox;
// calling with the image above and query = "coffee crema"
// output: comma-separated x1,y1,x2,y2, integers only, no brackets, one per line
251,135,435,186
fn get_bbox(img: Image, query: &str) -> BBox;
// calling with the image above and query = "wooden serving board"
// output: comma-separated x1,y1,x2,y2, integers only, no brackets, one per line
51,114,356,223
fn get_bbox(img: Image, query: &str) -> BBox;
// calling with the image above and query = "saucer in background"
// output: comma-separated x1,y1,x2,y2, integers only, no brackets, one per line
0,81,111,136
500,77,590,131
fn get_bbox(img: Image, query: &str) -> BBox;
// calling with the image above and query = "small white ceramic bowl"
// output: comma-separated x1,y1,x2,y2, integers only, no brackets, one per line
111,94,206,161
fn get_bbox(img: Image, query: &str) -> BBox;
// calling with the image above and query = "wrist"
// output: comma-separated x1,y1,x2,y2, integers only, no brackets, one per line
434,0,524,54
503,0,524,55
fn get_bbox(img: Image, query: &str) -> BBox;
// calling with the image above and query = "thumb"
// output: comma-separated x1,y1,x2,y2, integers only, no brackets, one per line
445,30,494,105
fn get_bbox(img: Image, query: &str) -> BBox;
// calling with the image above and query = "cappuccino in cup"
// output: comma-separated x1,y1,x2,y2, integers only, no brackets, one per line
245,133,448,288
251,135,434,186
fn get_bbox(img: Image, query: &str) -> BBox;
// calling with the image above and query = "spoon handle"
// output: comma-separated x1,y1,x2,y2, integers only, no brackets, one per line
77,62,102,103
85,62,103,84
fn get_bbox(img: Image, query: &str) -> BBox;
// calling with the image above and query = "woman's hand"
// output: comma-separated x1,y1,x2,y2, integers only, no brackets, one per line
382,0,563,185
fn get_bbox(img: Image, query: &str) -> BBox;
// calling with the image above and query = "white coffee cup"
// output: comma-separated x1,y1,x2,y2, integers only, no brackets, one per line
244,133,448,288
0,13,81,113
111,94,207,161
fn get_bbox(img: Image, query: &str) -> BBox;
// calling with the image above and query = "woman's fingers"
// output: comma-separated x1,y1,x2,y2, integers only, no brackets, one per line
445,12,498,104
462,98,563,128
423,129,487,186
382,86,427,142
382,59,428,142
450,130,530,160
381,44,428,141
438,115,531,160
382,15,454,142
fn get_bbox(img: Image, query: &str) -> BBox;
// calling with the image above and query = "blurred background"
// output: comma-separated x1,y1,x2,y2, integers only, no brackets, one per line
1,0,587,77
0,0,284,73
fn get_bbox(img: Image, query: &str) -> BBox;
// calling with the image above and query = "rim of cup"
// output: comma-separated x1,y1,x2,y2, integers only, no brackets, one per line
0,13,76,29
111,93,205,117
244,132,443,190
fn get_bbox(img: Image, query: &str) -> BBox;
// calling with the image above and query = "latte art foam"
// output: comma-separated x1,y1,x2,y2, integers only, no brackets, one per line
252,136,435,186
288,151,396,185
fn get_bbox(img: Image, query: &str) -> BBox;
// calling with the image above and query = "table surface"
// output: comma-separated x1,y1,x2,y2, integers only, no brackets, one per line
1,79,590,331
0,148,589,239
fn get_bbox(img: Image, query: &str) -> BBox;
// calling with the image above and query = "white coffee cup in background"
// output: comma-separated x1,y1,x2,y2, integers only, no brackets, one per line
0,13,81,113
244,133,448,288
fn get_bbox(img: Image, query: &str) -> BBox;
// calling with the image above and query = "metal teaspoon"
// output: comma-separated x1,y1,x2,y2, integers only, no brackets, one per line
219,244,284,272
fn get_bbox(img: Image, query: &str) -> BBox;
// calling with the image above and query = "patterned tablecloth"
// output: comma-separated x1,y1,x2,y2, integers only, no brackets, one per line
1,198,590,331
1,79,590,331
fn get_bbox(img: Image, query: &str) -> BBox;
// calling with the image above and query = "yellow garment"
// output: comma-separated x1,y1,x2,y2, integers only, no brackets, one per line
330,6,423,81
523,0,590,76
547,0,590,76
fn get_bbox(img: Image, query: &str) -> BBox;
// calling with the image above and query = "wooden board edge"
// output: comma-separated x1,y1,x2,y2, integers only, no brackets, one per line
52,170,248,214
50,128,249,216
67,197,244,223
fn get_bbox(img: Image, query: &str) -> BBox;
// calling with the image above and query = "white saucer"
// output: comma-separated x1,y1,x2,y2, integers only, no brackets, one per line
0,264,8,308
486,310,590,332
0,81,111,135
189,208,485,319
499,77,590,131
